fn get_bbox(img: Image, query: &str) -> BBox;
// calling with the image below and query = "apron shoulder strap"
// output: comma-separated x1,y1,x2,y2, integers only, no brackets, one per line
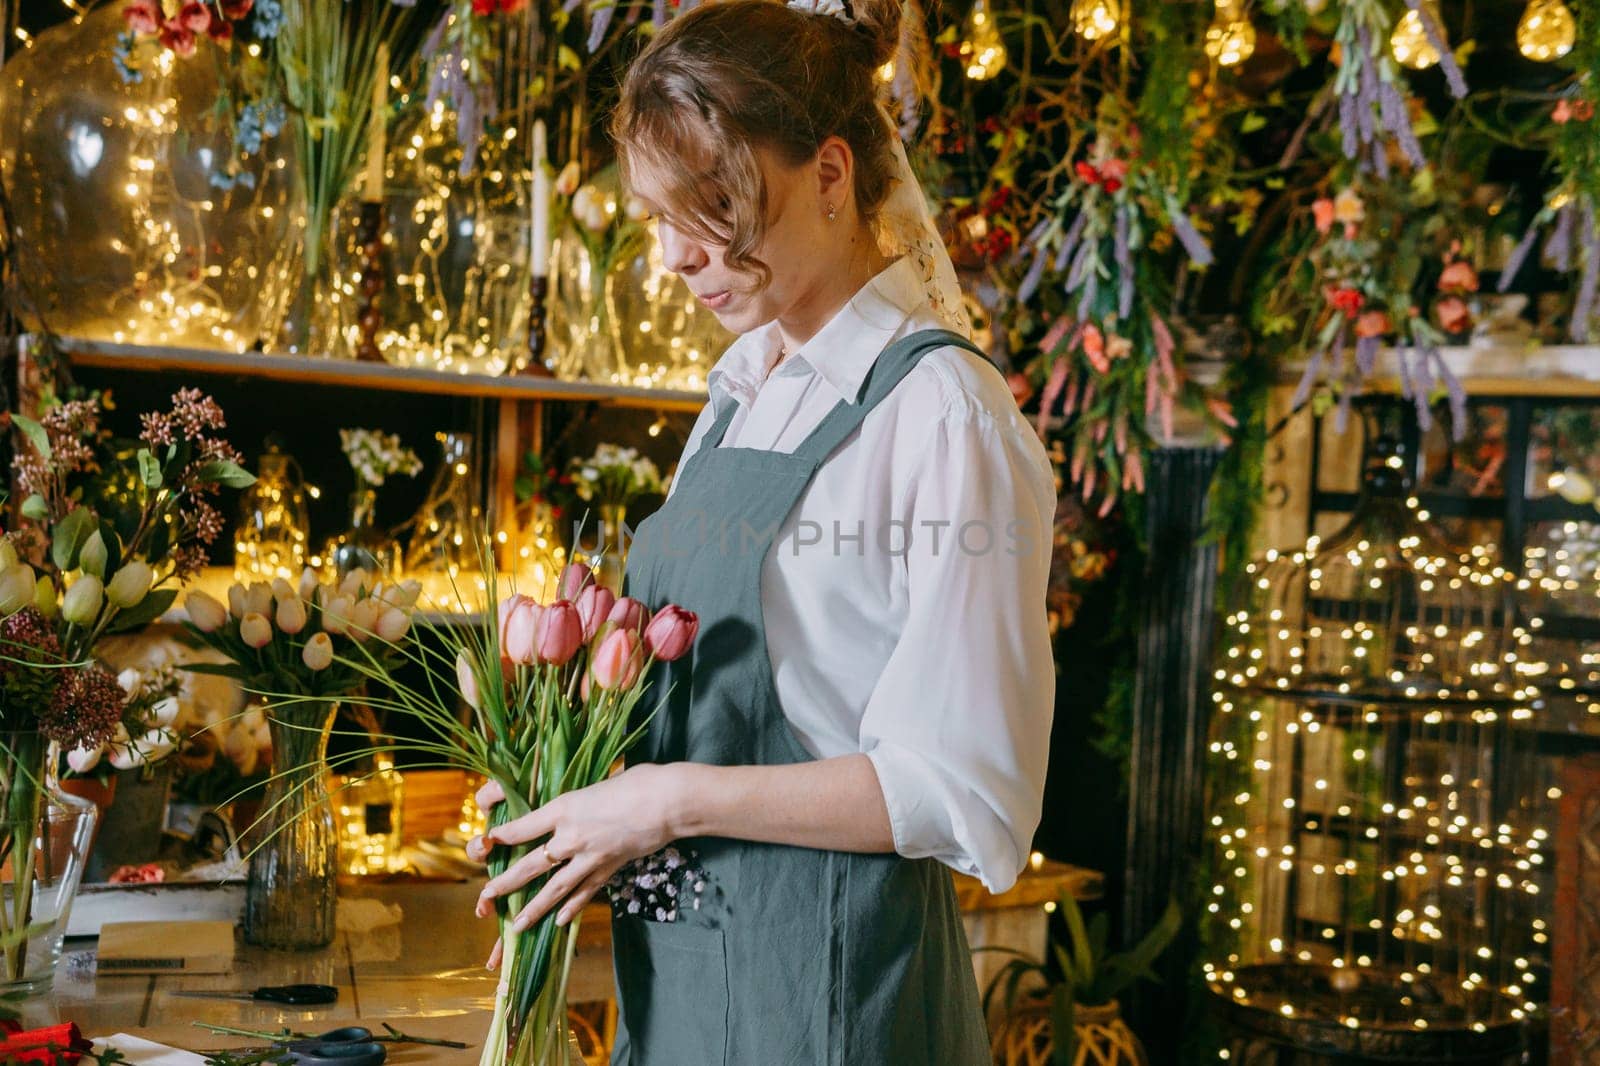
791,328,985,465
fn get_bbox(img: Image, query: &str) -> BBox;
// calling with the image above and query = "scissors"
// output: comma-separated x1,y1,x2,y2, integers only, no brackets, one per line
172,983,340,1006
277,1026,387,1066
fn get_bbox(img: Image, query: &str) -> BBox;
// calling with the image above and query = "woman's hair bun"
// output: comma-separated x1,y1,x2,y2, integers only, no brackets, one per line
847,0,904,69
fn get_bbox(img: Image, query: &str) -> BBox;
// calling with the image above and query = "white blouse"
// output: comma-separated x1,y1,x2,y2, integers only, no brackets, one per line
666,255,1057,893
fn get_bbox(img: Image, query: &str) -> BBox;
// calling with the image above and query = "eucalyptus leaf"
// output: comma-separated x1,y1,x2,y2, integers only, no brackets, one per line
19,496,47,521
106,588,178,633
137,449,162,490
196,460,257,489
50,507,95,572
11,414,50,461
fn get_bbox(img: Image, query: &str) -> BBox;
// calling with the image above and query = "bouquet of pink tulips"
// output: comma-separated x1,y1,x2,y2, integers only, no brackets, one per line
340,558,697,1066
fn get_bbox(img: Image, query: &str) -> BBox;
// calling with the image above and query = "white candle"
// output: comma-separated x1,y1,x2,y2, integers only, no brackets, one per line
531,119,551,277
363,43,388,203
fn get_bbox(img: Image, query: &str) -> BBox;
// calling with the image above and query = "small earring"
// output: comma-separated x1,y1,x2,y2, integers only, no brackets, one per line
827,204,837,221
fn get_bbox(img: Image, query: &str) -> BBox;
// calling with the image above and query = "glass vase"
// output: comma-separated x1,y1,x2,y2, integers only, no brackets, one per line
482,898,585,1066
546,232,618,382
244,707,338,951
235,444,313,584
330,103,529,375
0,733,97,992
405,432,486,611
334,756,405,876
327,485,400,582
0,5,301,352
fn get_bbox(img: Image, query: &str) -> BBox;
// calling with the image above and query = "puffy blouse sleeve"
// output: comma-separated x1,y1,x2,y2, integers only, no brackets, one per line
860,389,1057,893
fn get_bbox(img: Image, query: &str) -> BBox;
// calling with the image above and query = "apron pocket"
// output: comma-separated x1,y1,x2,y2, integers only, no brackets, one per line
613,917,729,1066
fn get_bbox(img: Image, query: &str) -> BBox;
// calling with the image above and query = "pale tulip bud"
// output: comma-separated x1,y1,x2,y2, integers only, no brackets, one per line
0,565,37,616
590,628,642,691
391,580,422,609
555,161,581,197
239,611,273,649
79,530,109,579
642,604,699,662
339,569,371,599
271,577,295,603
298,567,321,601
106,561,154,609
576,585,616,642
376,607,411,642
503,600,542,665
322,595,354,636
185,590,229,632
227,583,249,618
275,593,307,635
62,574,104,625
456,650,481,712
497,593,536,650
606,596,647,634
347,598,379,642
558,563,594,602
0,538,18,572
32,574,56,619
152,696,180,729
243,582,273,616
66,742,104,775
302,632,334,671
536,601,584,666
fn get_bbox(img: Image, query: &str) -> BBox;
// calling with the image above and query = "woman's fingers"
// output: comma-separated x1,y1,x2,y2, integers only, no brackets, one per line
485,802,559,848
465,833,492,863
486,937,503,971
476,844,562,915
512,855,600,932
475,779,506,811
556,867,613,927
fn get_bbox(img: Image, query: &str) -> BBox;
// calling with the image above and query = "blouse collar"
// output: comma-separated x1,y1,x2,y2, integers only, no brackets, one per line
706,255,926,410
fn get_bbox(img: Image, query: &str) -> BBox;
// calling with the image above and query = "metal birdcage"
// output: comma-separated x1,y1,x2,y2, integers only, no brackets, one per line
1201,433,1554,1064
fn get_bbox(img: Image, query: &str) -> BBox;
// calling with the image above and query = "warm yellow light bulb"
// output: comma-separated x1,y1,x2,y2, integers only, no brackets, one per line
877,59,896,82
959,0,1007,80
1071,0,1118,41
1205,13,1256,67
1517,0,1576,62
1390,7,1441,70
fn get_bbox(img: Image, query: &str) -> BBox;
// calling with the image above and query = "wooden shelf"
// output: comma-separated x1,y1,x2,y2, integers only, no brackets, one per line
1280,343,1600,399
57,337,709,413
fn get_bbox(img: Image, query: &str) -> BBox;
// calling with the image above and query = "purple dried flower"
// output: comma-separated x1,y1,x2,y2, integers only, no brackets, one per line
1017,245,1048,305
1355,334,1380,377
42,664,124,751
1497,218,1543,293
1114,205,1133,318
1054,211,1087,272
1291,347,1324,410
1571,202,1600,343
586,2,614,53
1378,81,1425,169
1545,202,1574,272
1170,210,1213,267
1403,0,1467,99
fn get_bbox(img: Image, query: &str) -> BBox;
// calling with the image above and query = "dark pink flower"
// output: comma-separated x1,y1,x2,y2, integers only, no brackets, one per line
122,0,160,35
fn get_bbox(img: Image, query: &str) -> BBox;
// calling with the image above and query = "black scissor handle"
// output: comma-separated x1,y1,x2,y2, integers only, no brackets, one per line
254,983,340,1005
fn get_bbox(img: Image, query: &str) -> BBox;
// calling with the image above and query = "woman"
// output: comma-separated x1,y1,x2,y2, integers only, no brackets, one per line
470,0,1056,1060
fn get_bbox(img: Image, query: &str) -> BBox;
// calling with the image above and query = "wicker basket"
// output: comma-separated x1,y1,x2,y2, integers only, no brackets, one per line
991,997,1148,1066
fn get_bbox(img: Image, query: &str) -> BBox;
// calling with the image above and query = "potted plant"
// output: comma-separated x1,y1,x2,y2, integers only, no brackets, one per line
983,893,1182,1066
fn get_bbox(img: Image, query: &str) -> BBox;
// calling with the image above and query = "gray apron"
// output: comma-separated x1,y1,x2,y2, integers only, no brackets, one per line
614,328,993,1066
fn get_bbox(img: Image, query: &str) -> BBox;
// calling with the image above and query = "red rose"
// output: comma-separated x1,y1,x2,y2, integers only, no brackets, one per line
1102,178,1122,194
122,0,160,34
499,0,530,10
1075,161,1101,185
208,18,233,41
1437,260,1479,294
222,0,254,17
1327,286,1364,318
1435,295,1472,334
1099,158,1129,183
1355,310,1391,339
176,2,211,32
160,23,197,56
472,0,495,13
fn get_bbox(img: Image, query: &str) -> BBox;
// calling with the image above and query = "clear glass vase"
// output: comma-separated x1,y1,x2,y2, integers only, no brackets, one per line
327,485,400,581
244,707,338,951
0,5,301,352
405,432,485,611
235,445,313,584
0,733,97,992
572,502,628,595
606,229,730,391
546,232,618,382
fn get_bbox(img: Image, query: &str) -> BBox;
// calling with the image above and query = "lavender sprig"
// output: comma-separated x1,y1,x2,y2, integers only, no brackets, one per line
1402,0,1468,99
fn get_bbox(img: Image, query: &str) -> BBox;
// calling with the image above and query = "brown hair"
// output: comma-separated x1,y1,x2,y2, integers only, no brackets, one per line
609,0,904,289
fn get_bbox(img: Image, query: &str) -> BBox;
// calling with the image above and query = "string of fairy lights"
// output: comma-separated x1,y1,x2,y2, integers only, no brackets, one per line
1202,453,1560,1052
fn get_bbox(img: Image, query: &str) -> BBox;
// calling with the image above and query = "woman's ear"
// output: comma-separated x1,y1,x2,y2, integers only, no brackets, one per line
815,135,854,217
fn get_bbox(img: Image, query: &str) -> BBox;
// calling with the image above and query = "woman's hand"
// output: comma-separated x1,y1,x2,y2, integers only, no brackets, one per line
468,762,684,931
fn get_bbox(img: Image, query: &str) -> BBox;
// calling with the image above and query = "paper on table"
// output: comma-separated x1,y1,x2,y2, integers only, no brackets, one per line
92,1035,207,1065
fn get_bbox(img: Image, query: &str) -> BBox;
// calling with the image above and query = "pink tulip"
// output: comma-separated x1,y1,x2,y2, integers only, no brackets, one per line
575,585,616,641
590,629,642,691
176,2,211,32
498,593,536,649
456,651,481,711
642,605,699,662
536,602,584,665
239,612,273,649
606,597,648,634
503,600,542,665
558,563,594,602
